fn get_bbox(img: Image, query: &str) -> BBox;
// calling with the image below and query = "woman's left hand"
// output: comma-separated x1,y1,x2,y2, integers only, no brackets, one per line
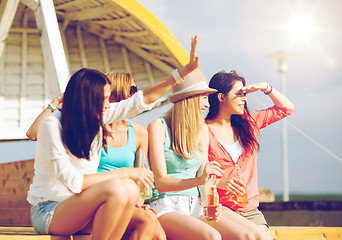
243,82,269,94
203,203,222,223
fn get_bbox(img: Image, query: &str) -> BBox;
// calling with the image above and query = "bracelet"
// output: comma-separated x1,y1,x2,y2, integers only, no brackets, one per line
263,85,273,95
48,102,57,112
171,69,184,84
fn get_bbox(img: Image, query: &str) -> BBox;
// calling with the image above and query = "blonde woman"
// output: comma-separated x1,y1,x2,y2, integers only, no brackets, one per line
148,71,256,240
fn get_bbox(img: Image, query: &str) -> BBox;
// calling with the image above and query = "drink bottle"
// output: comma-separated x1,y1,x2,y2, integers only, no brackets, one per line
205,175,219,222
236,177,248,207
135,150,152,199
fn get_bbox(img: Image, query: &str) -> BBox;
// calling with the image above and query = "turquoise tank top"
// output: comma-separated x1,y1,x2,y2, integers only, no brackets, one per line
150,117,203,202
98,119,136,172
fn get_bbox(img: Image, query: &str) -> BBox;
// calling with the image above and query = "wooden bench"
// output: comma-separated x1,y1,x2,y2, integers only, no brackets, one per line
1,226,342,240
2,160,342,239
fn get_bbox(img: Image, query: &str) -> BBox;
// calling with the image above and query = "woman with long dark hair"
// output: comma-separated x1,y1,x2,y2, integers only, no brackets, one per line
206,70,295,240
27,36,199,240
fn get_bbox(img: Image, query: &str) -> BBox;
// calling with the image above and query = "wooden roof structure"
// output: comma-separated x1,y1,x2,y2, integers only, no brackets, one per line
0,0,190,139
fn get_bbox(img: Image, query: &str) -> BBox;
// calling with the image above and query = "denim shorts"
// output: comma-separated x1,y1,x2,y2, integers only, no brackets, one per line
30,201,60,234
150,196,203,218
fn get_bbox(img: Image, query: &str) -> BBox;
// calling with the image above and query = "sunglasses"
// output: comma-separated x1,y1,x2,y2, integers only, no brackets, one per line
130,86,138,95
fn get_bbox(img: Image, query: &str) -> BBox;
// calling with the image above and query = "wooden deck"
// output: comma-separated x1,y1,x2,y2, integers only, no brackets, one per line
1,161,342,239
0,226,341,240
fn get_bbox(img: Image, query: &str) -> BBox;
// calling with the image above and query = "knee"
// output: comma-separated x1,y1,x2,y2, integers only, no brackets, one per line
202,228,221,240
241,232,256,240
100,179,138,206
255,226,272,240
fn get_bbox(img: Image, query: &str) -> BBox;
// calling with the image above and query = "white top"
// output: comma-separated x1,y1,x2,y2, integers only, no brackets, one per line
27,91,152,206
223,141,244,163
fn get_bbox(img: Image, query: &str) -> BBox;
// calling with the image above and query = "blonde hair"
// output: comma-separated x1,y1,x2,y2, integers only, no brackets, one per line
106,72,133,102
165,95,203,160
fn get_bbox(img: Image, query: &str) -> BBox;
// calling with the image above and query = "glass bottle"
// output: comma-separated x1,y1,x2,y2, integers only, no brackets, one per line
135,150,152,199
205,175,220,222
236,177,248,207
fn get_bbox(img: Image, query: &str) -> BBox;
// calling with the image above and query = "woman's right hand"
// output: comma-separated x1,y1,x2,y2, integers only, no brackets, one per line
128,168,154,190
217,177,246,196
199,161,222,185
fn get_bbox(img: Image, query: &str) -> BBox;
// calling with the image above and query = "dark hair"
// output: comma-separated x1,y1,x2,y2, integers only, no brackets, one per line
206,70,259,153
61,68,110,159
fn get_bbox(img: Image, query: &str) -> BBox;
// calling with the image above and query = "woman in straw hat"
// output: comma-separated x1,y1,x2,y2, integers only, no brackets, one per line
148,70,256,240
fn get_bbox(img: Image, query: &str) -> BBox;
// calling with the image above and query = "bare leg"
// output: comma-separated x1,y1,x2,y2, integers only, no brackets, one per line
199,214,255,240
219,209,271,240
49,178,138,240
257,225,273,240
158,212,221,240
125,207,166,240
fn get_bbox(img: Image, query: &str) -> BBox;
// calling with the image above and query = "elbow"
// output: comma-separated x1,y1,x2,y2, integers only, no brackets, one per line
26,131,37,141
287,103,295,113
154,181,168,194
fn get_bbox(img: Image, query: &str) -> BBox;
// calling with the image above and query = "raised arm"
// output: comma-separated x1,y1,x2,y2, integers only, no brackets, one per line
243,82,295,111
26,93,63,141
142,35,199,105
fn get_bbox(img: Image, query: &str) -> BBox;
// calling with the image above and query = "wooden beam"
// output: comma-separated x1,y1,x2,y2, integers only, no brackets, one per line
19,10,29,128
20,0,39,11
10,27,38,33
121,46,131,73
76,25,87,68
79,21,114,39
145,62,155,85
115,36,174,74
59,24,70,69
55,0,89,10
64,3,114,21
0,0,20,58
0,47,5,131
114,30,149,38
99,38,110,73
96,16,134,26
35,0,70,96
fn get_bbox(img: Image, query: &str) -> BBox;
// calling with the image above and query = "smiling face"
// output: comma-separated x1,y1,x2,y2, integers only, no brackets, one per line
199,93,210,115
221,81,247,116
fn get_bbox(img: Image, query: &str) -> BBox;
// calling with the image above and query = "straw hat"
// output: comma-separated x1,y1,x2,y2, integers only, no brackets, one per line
169,71,217,103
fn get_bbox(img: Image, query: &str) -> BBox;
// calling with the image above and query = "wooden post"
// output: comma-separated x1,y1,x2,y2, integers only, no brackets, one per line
34,0,70,97
0,0,20,59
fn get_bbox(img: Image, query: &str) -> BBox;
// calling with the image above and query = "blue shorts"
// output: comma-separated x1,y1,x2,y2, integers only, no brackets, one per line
30,201,60,234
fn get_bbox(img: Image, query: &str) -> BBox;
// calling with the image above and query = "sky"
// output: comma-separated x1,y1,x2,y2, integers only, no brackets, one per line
1,0,341,196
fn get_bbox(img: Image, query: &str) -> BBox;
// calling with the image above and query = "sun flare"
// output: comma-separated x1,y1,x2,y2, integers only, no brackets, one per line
290,17,316,41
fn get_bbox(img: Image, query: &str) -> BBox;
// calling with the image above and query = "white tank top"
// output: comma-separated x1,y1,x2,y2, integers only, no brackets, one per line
223,141,244,163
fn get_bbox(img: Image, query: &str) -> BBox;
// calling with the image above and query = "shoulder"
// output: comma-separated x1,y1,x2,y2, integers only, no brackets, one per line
42,111,62,129
147,118,164,131
38,111,62,140
200,122,209,141
132,121,148,137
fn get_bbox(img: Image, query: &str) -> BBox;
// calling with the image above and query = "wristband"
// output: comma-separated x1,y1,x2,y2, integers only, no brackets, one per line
263,85,273,95
48,102,57,112
171,69,184,84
